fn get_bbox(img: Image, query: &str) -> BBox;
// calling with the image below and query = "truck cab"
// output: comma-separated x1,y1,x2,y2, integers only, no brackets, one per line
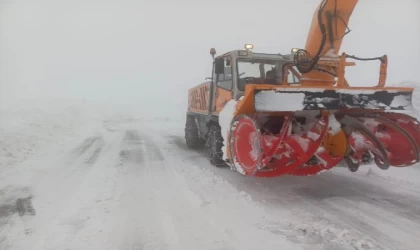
209,46,298,114
185,45,302,165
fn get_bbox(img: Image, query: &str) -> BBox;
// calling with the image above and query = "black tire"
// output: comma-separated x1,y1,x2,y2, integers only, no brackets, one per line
185,115,205,149
206,124,226,166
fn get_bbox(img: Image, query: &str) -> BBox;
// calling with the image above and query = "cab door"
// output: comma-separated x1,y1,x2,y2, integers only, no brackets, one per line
212,55,233,114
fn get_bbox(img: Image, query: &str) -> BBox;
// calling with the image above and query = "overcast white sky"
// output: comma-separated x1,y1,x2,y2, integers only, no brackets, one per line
0,0,419,115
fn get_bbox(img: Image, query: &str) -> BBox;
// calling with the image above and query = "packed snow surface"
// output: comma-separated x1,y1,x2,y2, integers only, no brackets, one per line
0,93,420,250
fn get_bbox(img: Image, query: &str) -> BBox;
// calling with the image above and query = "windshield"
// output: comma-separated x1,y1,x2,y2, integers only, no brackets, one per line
287,65,301,85
237,59,281,91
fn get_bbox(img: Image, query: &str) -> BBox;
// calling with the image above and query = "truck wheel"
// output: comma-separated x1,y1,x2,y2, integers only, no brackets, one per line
207,125,226,166
185,115,205,149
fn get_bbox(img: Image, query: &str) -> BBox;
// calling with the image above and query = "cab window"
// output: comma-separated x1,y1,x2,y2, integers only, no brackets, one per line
287,66,301,85
216,56,233,90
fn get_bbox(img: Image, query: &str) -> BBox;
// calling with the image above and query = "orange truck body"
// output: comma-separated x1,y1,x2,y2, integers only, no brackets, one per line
187,82,209,115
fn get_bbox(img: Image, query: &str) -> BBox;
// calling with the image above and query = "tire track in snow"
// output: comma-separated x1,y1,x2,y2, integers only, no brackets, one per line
40,128,232,250
105,129,166,250
135,131,240,250
73,136,101,153
65,129,239,250
153,133,307,250
33,131,124,250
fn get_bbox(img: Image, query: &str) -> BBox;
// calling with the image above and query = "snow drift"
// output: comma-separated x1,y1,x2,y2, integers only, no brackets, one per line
0,99,105,170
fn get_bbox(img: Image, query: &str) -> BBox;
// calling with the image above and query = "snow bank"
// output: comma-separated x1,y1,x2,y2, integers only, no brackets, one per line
0,98,105,170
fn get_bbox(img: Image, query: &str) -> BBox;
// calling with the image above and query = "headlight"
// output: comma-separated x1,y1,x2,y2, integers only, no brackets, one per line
244,44,254,50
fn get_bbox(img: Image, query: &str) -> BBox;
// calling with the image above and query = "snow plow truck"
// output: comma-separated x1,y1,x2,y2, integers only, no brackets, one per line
185,0,420,177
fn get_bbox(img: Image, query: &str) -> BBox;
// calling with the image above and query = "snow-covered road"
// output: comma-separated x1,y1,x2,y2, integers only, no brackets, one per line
1,101,420,250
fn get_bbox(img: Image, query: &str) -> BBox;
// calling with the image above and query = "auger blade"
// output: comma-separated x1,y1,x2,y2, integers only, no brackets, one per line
229,112,346,177
339,115,391,170
379,112,420,153
338,112,420,169
227,108,420,177
255,114,330,177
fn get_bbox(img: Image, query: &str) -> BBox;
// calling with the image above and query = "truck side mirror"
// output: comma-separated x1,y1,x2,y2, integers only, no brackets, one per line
215,58,225,74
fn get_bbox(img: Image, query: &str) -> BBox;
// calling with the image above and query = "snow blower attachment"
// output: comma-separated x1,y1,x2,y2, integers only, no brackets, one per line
185,0,420,177
229,94,419,177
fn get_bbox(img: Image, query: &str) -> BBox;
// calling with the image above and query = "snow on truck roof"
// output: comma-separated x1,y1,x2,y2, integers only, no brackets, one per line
219,50,293,62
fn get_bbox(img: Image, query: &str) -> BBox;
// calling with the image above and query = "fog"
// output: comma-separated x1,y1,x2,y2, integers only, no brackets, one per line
0,0,419,117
